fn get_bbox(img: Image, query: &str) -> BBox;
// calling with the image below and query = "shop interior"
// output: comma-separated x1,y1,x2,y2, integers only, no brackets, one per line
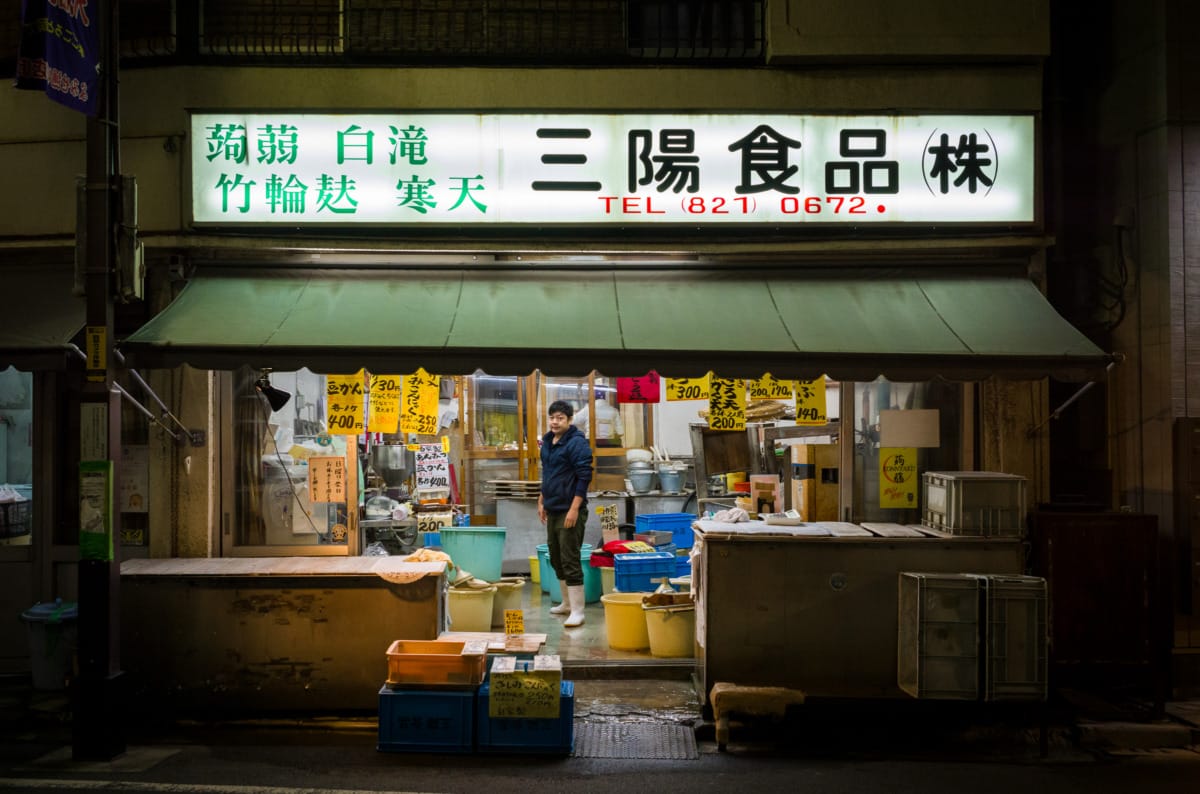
233,367,964,665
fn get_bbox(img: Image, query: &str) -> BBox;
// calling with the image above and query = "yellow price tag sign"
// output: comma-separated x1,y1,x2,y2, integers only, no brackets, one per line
748,374,793,401
665,375,710,401
794,378,827,426
399,369,440,435
326,371,365,434
707,377,746,431
504,609,525,636
367,373,401,433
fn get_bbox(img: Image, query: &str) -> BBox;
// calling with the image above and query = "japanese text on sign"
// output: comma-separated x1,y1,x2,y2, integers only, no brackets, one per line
368,373,401,433
308,456,347,503
504,610,525,636
879,447,918,509
707,377,746,431
748,374,793,401
488,661,562,719
616,372,660,403
794,379,827,426
415,442,451,491
399,369,440,435
326,371,364,434
192,113,1035,225
666,375,710,401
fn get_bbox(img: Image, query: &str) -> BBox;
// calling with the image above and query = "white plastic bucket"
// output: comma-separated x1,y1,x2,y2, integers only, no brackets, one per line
448,586,496,632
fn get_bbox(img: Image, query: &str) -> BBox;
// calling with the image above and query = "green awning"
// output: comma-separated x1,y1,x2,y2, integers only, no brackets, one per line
119,267,1111,382
0,264,86,371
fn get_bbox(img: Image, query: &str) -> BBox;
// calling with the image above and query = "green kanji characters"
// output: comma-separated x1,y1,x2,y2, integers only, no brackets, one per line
388,124,428,166
214,173,256,213
264,174,308,214
256,124,299,165
205,123,247,164
396,175,437,214
315,174,358,214
337,124,374,165
447,175,487,213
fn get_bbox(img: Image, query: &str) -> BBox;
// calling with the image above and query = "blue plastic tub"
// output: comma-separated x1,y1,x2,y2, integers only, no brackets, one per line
614,551,676,592
377,685,475,754
538,543,599,604
634,512,698,549
476,680,574,754
440,527,506,582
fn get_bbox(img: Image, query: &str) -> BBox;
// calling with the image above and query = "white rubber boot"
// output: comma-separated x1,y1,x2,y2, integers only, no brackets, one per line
550,580,571,615
564,585,586,627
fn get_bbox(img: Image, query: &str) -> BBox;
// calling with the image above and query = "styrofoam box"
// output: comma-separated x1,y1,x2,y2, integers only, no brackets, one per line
476,680,575,754
921,471,1027,537
377,685,475,753
897,572,981,700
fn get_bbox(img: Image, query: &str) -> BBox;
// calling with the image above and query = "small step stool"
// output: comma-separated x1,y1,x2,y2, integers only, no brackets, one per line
709,682,807,751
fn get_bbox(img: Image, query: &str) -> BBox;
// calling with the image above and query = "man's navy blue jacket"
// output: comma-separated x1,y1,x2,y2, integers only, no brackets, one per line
540,424,593,512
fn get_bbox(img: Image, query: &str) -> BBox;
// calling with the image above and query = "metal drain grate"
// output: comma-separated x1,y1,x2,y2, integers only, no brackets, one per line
573,722,699,760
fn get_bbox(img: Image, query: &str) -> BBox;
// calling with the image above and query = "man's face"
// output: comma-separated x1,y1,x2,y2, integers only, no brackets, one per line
548,411,571,435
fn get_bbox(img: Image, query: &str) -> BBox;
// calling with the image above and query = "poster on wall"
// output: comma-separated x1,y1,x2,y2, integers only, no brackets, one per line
879,447,918,509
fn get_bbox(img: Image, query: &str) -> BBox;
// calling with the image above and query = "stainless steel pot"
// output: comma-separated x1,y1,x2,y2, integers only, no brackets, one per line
369,444,415,487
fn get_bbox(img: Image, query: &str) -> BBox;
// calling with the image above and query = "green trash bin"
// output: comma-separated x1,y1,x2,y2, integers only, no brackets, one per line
21,599,78,691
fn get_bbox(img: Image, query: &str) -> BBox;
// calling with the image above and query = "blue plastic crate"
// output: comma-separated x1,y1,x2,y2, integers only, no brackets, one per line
614,551,675,592
635,512,697,549
675,555,692,577
476,680,574,754
377,685,475,753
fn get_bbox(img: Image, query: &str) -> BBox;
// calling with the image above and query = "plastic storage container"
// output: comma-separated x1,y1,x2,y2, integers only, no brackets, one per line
385,639,488,687
377,685,475,753
490,578,527,627
897,572,981,700
537,543,598,603
983,574,1048,701
643,600,695,658
634,512,697,549
20,599,77,690
439,526,507,582
0,498,31,538
613,551,676,593
921,471,1027,537
476,680,575,754
447,585,497,632
600,593,650,650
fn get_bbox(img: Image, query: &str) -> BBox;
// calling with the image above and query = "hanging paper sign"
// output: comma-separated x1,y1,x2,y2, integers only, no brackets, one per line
666,375,710,401
707,377,746,431
415,443,451,490
308,456,347,503
399,369,440,435
326,371,365,434
748,374,793,401
616,372,660,403
879,447,919,509
794,379,827,426
368,373,401,433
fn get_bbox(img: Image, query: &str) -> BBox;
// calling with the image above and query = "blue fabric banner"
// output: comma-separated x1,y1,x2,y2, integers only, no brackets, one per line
14,0,100,116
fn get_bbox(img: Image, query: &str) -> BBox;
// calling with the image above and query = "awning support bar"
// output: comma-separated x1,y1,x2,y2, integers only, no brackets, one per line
1026,358,1120,438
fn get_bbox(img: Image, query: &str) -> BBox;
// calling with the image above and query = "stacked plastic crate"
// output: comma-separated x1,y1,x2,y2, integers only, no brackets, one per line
921,471,1028,537
378,641,574,754
632,512,697,582
897,573,1048,702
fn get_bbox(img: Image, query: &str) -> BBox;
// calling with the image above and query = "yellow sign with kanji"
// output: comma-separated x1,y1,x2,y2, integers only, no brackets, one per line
368,373,401,433
748,374,793,401
794,378,827,426
399,369,440,435
879,447,919,509
665,375,710,401
707,376,745,431
85,326,106,382
326,371,364,435
308,455,347,503
504,609,525,636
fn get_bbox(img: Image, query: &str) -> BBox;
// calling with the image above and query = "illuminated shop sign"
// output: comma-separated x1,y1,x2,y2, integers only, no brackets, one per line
190,112,1035,225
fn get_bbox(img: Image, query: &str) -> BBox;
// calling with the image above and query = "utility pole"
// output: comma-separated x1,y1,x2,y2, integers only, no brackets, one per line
74,0,124,761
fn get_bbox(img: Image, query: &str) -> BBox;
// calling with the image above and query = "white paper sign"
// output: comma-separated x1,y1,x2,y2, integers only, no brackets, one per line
415,443,451,491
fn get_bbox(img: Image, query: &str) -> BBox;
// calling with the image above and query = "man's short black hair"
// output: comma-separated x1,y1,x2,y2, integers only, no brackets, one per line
548,400,574,418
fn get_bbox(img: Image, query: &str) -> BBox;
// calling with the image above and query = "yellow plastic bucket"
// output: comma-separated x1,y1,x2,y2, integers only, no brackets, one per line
600,593,650,651
528,556,540,584
447,586,496,632
490,579,526,627
643,604,695,658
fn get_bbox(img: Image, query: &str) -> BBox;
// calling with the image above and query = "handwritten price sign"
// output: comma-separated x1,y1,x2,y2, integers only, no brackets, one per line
794,378,827,426
368,374,401,433
400,369,440,435
308,456,346,503
326,371,365,434
415,443,451,491
748,374,794,401
666,375,710,401
707,377,746,431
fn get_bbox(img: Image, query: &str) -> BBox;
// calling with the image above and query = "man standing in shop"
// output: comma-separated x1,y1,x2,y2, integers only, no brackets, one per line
538,399,594,627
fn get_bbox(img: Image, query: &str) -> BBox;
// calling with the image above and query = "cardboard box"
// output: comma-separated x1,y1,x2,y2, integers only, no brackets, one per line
790,444,839,521
487,655,563,719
